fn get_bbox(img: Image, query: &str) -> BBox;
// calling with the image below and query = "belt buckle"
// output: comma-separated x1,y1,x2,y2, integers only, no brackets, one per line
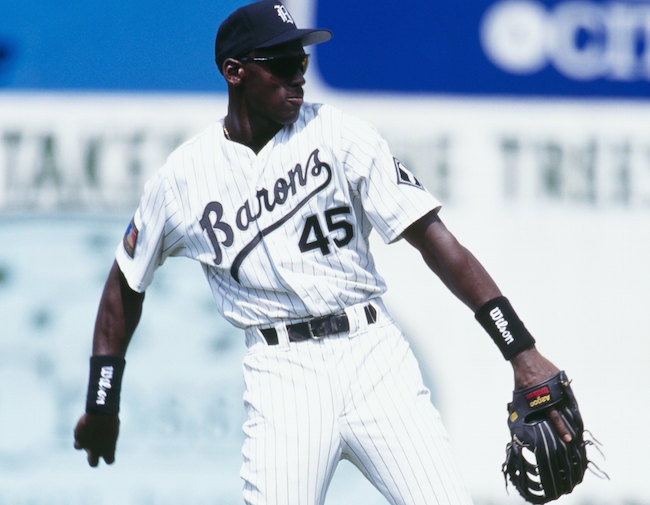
309,313,349,339
307,316,327,339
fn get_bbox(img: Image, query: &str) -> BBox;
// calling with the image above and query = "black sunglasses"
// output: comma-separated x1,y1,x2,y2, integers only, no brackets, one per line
240,54,309,78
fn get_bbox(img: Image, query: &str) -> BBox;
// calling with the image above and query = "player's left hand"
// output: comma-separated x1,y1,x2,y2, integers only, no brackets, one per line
508,346,572,442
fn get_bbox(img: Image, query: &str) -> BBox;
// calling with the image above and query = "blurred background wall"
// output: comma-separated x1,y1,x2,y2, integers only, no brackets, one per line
0,1,648,504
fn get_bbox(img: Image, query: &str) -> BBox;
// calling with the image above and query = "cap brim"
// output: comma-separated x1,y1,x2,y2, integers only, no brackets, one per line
256,28,332,50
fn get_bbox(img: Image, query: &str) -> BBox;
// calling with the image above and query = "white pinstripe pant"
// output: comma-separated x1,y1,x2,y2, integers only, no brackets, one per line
241,301,474,505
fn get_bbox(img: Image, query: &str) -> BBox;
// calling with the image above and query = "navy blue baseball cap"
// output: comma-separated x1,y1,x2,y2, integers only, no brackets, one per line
215,1,332,73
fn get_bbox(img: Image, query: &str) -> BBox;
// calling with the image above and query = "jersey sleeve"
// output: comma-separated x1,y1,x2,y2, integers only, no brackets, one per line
115,168,183,292
339,111,442,243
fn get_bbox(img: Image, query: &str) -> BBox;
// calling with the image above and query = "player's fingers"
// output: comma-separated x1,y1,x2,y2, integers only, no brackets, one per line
103,445,116,465
73,427,86,451
87,450,100,467
73,414,90,449
549,408,572,443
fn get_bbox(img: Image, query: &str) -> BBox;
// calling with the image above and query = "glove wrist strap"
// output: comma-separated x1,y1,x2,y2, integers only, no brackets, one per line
85,355,126,415
475,296,535,360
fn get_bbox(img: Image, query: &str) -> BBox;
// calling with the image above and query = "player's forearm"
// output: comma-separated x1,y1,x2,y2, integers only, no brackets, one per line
406,215,538,361
425,238,500,311
403,211,501,311
92,261,144,356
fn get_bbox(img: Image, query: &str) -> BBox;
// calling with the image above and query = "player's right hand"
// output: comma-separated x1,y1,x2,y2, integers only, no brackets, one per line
73,413,120,467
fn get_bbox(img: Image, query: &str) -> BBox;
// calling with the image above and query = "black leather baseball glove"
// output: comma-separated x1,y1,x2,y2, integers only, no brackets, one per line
502,371,590,504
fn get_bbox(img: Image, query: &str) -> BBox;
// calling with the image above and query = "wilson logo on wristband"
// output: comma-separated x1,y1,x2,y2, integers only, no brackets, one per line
95,365,115,406
489,306,514,345
86,356,125,415
475,296,536,360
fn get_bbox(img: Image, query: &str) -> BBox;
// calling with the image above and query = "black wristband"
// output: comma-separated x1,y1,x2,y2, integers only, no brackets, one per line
475,296,536,360
85,355,126,415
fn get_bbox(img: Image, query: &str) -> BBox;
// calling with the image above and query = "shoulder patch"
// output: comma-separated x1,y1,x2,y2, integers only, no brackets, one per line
123,218,139,258
394,157,423,190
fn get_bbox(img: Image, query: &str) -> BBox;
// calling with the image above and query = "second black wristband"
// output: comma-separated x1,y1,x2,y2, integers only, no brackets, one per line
85,355,126,415
475,296,536,360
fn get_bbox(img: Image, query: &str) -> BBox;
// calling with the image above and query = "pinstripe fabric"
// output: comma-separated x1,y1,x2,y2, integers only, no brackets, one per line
241,302,474,505
115,103,440,327
114,102,466,504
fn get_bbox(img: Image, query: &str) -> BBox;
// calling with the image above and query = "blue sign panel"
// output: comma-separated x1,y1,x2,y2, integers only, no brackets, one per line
1,0,649,97
0,0,247,92
316,0,650,97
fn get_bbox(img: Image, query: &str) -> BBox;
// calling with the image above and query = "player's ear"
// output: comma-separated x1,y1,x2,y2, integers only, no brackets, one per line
223,58,245,85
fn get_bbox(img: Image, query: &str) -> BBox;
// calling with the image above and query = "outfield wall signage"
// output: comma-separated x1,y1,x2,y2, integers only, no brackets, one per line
317,0,650,97
1,0,649,98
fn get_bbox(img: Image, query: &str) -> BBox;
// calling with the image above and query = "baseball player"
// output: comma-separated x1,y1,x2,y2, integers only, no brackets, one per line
73,2,573,504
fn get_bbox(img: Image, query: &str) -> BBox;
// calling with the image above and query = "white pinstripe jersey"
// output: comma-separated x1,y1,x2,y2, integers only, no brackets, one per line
116,103,441,328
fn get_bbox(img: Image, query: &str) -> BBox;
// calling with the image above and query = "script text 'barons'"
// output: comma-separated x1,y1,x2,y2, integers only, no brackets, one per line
200,148,332,266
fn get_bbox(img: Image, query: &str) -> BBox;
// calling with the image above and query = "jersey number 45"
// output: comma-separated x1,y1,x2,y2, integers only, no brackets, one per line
298,205,354,256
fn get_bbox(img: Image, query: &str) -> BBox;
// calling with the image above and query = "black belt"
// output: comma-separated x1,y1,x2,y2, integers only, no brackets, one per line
260,304,377,345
